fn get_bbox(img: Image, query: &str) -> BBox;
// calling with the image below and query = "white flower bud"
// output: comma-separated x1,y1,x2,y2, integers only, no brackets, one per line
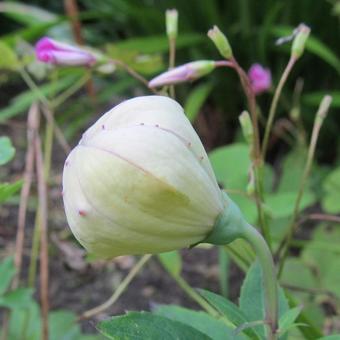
63,96,224,258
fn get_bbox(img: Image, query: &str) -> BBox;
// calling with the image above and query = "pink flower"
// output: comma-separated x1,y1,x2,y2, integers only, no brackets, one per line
149,60,215,88
35,37,96,66
248,63,272,95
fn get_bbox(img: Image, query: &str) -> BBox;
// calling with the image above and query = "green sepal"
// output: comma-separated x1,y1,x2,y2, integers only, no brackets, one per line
201,192,246,245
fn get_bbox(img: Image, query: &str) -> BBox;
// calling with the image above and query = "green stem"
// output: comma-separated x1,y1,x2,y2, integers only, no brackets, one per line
172,274,237,330
240,223,278,339
28,213,41,287
204,194,278,339
277,95,332,277
80,254,152,320
218,247,229,297
262,57,296,158
168,37,176,98
230,58,271,246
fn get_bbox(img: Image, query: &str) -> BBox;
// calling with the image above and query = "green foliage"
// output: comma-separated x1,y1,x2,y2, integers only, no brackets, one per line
0,137,21,204
0,180,22,204
98,312,211,340
0,257,99,340
158,251,182,277
321,167,340,213
239,262,289,339
0,136,15,165
278,306,304,336
0,41,19,70
302,224,340,299
0,71,85,122
197,288,261,339
0,257,16,295
154,305,243,340
184,82,214,122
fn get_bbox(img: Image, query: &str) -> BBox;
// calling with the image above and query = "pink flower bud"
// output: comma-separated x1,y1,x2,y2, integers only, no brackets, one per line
248,63,272,95
149,60,216,88
35,37,97,66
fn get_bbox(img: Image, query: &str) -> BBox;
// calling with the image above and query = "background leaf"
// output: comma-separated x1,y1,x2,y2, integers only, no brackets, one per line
154,305,244,340
158,251,182,277
0,136,15,165
97,312,211,340
239,261,289,339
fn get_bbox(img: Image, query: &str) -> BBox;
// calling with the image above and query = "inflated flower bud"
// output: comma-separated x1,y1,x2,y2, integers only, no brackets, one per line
149,60,216,88
35,37,98,66
62,96,225,258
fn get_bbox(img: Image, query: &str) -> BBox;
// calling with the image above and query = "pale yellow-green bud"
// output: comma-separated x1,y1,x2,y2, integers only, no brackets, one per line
239,111,254,145
207,25,233,59
62,96,224,258
166,9,178,40
291,24,310,59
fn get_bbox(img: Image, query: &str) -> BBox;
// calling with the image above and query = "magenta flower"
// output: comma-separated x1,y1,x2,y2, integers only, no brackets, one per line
35,37,96,66
149,60,215,88
248,63,272,95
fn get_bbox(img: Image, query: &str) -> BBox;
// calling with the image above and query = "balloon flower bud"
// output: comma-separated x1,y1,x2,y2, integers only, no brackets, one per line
62,96,227,258
149,60,216,88
35,37,97,66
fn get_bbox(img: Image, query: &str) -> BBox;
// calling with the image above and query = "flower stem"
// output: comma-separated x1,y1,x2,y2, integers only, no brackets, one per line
168,37,176,98
240,223,278,339
262,57,296,158
230,58,271,246
276,95,332,277
204,194,278,339
79,254,152,320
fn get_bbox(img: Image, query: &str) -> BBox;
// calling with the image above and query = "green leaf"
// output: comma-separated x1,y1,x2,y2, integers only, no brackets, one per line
318,336,340,340
0,288,34,309
97,311,211,340
239,261,289,339
0,2,58,26
197,288,261,339
8,300,41,340
277,147,307,193
303,91,340,108
265,190,315,219
0,257,16,295
0,136,15,165
184,82,214,122
209,143,250,190
0,180,22,204
154,305,244,340
106,34,204,55
49,310,101,340
0,73,83,122
278,306,303,336
321,167,340,213
0,41,19,70
158,251,182,277
302,224,340,298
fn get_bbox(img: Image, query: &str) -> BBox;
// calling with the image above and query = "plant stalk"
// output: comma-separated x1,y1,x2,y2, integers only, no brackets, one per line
230,58,271,246
262,57,296,158
240,223,278,339
277,95,332,276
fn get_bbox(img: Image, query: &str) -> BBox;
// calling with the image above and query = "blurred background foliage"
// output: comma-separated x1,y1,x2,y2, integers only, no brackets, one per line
1,0,340,158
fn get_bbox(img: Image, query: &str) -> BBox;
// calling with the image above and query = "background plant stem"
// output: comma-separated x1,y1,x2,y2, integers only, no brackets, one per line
262,57,296,158
277,95,332,277
80,254,152,320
